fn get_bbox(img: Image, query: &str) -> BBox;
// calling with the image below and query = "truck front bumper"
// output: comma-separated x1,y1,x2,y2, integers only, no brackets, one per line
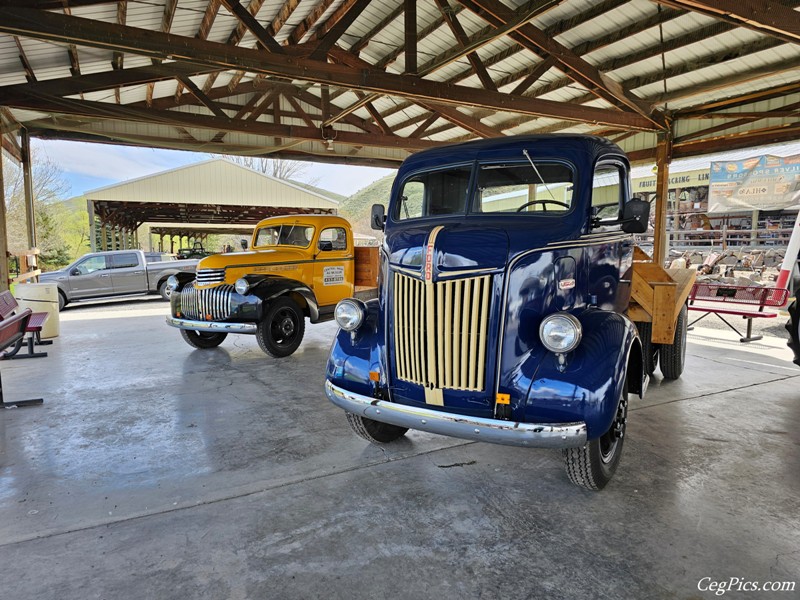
325,380,587,449
166,316,257,334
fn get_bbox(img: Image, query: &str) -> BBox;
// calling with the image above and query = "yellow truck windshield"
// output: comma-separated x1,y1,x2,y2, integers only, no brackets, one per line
254,224,315,248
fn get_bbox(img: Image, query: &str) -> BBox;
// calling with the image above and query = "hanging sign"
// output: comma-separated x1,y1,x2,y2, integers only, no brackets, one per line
708,154,800,213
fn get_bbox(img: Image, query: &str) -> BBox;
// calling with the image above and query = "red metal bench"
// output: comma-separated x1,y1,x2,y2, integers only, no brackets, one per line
0,308,43,407
688,282,790,343
0,290,50,359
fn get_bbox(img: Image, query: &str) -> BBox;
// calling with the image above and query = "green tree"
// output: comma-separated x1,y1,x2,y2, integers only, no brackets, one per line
3,154,72,270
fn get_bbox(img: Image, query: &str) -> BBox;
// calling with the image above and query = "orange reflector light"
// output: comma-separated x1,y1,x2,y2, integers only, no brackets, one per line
176,312,181,317
206,314,212,321
369,371,380,382
496,393,510,405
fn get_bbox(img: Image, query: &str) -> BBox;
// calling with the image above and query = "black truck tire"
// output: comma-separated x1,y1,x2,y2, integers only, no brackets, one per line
257,297,305,358
345,412,408,444
58,291,67,311
634,320,659,375
180,329,227,349
563,378,628,491
158,280,172,301
659,304,688,380
787,300,800,367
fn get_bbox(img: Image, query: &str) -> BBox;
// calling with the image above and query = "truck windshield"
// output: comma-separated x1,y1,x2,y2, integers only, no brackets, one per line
254,225,315,248
395,166,472,220
474,161,573,214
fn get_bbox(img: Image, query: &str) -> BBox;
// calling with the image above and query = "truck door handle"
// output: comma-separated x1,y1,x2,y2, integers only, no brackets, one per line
100,274,111,278
132,271,144,275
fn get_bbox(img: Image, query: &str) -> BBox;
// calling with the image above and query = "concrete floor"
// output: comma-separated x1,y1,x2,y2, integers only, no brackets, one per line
1,296,798,600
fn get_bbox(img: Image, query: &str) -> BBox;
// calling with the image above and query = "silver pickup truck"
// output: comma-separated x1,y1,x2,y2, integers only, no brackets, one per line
40,249,198,310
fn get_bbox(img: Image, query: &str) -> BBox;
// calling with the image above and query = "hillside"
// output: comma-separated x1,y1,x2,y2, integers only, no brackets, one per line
339,174,395,235
287,180,347,204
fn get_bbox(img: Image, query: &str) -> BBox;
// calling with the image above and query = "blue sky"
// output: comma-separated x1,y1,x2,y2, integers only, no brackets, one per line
34,139,395,200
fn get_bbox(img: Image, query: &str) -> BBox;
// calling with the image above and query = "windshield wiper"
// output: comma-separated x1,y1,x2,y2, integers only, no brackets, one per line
522,149,556,202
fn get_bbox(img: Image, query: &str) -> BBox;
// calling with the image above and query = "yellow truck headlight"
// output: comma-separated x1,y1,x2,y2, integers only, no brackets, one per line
234,278,250,295
166,275,178,290
335,299,365,332
539,313,582,353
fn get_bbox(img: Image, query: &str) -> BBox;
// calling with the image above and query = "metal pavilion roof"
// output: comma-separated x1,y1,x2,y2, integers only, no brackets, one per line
1,0,800,168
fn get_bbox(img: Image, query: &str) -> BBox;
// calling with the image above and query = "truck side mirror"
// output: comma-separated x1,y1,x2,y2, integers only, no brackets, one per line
621,199,650,234
70,267,81,276
240,239,248,250
371,204,386,231
318,240,333,252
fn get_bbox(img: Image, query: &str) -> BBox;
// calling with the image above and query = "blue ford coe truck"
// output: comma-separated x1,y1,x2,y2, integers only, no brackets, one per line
325,135,668,490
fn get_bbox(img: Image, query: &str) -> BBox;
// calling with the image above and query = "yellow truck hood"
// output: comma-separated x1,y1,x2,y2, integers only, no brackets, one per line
198,248,309,270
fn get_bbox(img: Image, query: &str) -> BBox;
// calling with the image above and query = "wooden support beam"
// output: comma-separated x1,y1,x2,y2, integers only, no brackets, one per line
111,1,127,70
309,0,372,60
510,57,554,95
363,98,391,135
177,75,229,120
350,3,404,53
11,93,440,152
20,129,37,250
652,132,673,266
417,101,501,138
284,94,317,129
404,0,417,74
655,0,800,45
0,138,9,290
14,37,36,83
433,0,496,91
409,113,440,138
288,0,336,45
0,8,657,130
220,0,283,53
145,0,178,106
460,0,668,129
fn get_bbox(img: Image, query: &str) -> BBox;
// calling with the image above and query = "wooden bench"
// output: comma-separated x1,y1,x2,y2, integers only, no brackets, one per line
0,290,50,359
0,308,43,407
688,282,790,342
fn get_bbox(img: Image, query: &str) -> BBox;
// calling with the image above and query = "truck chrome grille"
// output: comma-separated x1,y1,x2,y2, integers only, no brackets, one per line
179,283,234,321
195,268,226,285
393,272,491,391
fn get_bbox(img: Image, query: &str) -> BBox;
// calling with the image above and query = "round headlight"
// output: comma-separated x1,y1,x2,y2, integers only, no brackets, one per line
539,313,582,353
166,275,178,290
335,299,365,332
234,278,250,295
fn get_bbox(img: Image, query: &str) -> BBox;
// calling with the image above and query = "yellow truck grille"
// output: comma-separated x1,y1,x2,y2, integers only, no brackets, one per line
393,272,491,392
195,268,226,285
180,283,234,321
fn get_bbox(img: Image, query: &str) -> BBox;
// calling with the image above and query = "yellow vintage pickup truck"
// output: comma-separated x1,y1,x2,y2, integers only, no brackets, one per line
165,214,377,357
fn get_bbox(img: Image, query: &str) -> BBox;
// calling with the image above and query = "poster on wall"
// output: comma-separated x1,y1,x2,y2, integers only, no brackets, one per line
708,154,800,213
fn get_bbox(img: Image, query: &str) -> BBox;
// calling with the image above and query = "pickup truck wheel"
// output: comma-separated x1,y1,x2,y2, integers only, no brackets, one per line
158,280,171,301
563,378,628,491
659,304,688,380
180,329,227,349
58,291,67,311
787,300,800,366
345,412,408,444
257,297,305,358
634,321,659,375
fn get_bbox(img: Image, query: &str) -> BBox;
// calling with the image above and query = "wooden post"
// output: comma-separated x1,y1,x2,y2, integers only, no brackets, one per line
751,210,759,245
87,198,96,252
653,132,673,266
0,144,10,291
100,222,108,250
20,128,37,250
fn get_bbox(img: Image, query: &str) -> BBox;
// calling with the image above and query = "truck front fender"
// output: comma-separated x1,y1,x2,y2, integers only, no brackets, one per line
524,309,642,440
247,275,320,322
326,299,385,399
